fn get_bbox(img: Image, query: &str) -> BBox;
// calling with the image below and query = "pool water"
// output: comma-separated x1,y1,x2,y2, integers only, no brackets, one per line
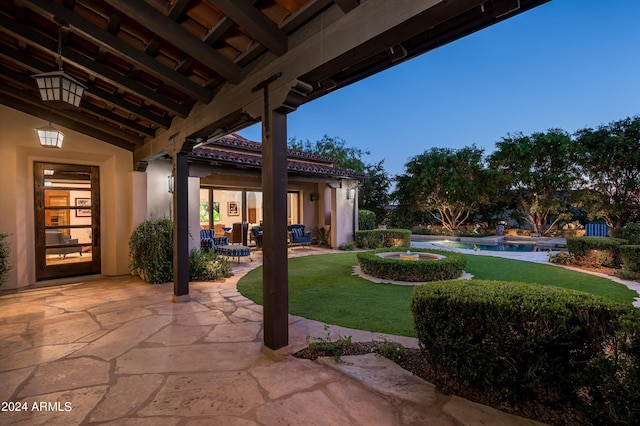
435,241,544,252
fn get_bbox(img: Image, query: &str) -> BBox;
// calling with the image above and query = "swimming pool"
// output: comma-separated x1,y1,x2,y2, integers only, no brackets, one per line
434,241,545,252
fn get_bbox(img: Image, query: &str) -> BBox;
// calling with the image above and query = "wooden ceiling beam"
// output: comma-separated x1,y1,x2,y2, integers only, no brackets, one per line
103,0,243,84
280,0,333,33
0,40,172,129
0,89,142,151
0,16,189,117
334,0,359,14
23,0,212,103
206,0,288,56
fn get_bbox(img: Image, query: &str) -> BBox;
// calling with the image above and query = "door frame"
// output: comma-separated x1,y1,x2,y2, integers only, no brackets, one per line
34,162,101,281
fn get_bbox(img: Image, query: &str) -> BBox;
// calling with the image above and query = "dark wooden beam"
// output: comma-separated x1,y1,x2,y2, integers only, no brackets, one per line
172,138,198,303
167,0,192,19
261,109,290,355
22,0,212,103
0,64,155,137
103,0,243,84
0,91,140,151
0,22,189,118
334,0,359,14
280,0,332,33
207,0,288,56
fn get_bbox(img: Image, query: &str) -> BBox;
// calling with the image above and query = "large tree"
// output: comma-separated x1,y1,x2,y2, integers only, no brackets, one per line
574,116,640,227
488,129,578,235
394,146,491,233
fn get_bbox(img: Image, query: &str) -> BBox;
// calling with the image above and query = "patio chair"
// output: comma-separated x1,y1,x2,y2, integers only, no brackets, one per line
200,229,230,252
288,224,311,247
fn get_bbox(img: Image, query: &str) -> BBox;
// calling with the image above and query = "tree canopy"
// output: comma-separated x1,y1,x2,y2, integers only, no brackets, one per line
573,116,640,227
394,146,492,233
488,129,578,235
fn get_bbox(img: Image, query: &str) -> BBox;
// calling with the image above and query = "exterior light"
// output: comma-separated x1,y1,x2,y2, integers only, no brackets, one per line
33,71,86,107
346,188,355,200
168,175,174,193
33,21,86,107
36,125,64,148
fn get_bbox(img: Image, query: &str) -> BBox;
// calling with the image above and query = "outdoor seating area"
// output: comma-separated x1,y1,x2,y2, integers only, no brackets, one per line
288,224,312,247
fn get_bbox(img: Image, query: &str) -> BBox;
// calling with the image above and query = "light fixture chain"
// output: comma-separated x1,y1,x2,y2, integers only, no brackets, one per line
57,23,63,71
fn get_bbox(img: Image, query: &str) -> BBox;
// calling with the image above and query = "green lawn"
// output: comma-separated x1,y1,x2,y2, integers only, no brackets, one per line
236,252,638,337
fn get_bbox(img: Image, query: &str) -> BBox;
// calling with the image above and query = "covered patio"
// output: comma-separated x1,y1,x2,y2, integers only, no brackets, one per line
0,0,550,356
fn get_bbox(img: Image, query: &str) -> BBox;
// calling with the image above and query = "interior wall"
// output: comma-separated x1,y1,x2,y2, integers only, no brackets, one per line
0,105,133,289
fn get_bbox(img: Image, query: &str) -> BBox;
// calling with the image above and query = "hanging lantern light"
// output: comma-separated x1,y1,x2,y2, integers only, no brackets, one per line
33,21,86,107
36,124,64,148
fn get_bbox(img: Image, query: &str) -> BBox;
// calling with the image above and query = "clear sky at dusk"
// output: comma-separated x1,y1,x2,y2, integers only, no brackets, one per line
238,0,640,177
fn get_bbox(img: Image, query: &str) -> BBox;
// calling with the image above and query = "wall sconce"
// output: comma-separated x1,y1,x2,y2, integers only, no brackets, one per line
33,21,86,107
168,175,174,193
310,193,319,201
346,188,355,200
36,125,64,148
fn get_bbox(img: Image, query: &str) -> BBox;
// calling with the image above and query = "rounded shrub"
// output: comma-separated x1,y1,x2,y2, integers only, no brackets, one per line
358,209,376,230
357,248,466,282
611,222,640,244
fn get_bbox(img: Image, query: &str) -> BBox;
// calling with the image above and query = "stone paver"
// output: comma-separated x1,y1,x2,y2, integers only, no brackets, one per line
0,247,552,425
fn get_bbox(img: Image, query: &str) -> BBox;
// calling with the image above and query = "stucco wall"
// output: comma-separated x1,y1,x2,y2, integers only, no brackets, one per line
0,105,133,289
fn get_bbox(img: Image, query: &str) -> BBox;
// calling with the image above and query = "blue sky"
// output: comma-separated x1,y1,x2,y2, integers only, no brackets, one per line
238,0,640,177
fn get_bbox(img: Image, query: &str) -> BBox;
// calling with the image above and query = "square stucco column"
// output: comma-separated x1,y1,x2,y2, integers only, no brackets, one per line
262,110,289,357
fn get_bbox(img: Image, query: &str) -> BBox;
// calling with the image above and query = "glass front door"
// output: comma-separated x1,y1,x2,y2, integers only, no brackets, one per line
34,162,101,280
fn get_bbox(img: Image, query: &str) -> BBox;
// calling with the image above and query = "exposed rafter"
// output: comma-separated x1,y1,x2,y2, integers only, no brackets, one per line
207,0,288,56
22,0,212,103
103,0,244,84
0,18,187,119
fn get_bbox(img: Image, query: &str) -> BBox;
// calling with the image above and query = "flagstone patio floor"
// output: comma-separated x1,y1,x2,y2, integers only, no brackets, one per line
0,247,547,425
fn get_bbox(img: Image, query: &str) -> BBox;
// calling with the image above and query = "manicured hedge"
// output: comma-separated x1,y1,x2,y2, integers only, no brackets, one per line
566,236,627,266
411,280,640,423
358,209,376,231
357,248,466,282
355,229,411,249
620,245,640,273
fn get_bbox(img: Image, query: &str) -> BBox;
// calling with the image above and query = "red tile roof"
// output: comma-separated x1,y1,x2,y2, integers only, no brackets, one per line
191,133,365,179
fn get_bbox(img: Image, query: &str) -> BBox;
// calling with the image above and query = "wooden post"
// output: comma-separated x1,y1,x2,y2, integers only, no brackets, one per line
254,73,290,358
172,139,197,302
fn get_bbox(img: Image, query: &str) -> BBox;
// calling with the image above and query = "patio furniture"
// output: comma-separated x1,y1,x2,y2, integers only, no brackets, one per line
216,245,252,263
45,230,82,259
200,229,230,252
251,226,263,248
288,224,311,247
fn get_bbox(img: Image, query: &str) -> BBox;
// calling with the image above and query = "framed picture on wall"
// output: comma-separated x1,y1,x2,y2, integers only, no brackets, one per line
228,201,239,216
75,198,91,217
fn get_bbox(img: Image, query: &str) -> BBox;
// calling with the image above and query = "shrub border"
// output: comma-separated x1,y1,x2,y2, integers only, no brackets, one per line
356,248,466,282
